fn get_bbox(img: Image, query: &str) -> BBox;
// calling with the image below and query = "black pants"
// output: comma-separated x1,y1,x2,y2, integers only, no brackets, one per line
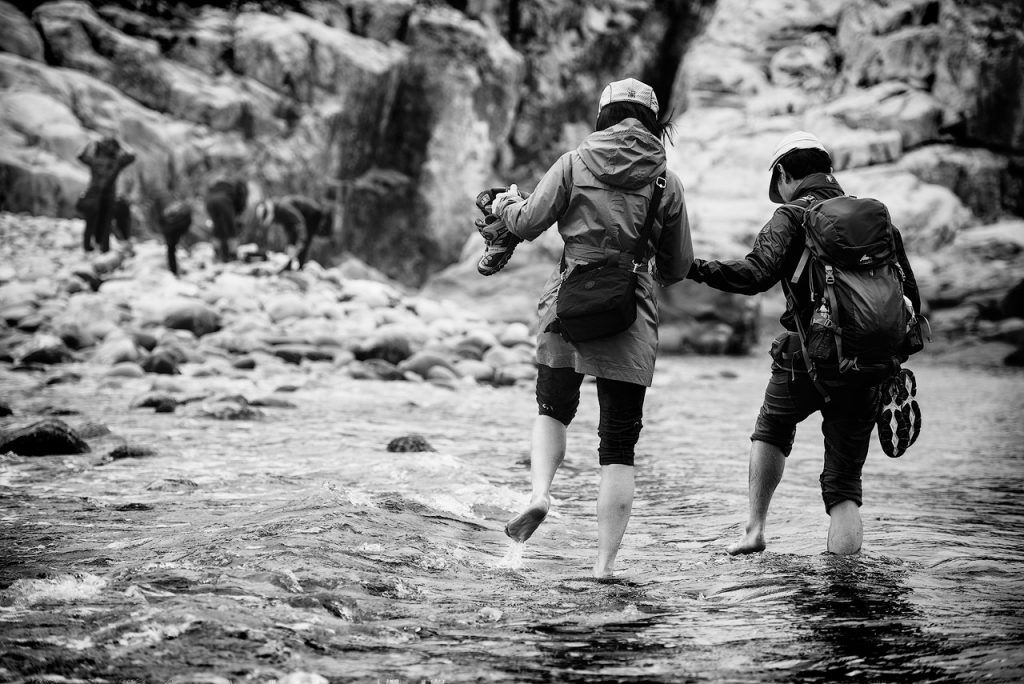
535,364,647,466
205,191,238,262
78,189,130,252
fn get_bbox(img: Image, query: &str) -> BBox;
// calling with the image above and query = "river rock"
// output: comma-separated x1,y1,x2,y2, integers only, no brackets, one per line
0,303,36,327
131,392,179,411
198,398,263,421
54,320,97,350
93,333,141,365
386,434,436,453
131,329,159,351
453,359,495,383
19,334,75,365
347,358,405,382
106,444,159,460
355,332,414,365
0,418,90,455
265,294,312,322
163,301,221,337
493,362,537,387
141,350,181,375
105,361,145,378
398,350,458,379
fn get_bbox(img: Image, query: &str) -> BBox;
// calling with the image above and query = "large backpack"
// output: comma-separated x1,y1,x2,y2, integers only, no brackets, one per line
784,195,909,385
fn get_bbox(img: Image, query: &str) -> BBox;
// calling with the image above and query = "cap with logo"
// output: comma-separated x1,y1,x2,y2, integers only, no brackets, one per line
598,78,659,117
767,131,829,203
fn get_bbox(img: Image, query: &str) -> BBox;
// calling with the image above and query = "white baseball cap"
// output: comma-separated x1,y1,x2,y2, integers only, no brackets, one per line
598,78,659,116
767,131,829,202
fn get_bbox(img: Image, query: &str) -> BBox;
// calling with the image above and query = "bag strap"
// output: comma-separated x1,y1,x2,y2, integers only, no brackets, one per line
630,175,667,272
780,276,831,402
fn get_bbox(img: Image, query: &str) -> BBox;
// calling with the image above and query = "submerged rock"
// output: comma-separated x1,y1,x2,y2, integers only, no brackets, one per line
386,434,436,453
106,444,159,460
0,418,90,455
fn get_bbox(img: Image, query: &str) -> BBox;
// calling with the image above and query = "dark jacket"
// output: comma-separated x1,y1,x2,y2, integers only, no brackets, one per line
272,195,329,244
689,172,920,333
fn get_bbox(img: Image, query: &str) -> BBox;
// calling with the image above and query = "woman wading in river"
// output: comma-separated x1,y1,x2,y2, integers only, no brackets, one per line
489,78,693,577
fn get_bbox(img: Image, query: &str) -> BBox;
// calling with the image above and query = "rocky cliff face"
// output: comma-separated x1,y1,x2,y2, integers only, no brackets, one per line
0,0,704,287
1,0,1022,360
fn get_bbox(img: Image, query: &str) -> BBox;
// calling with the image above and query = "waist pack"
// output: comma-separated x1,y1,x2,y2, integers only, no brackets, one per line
550,176,666,344
555,259,640,343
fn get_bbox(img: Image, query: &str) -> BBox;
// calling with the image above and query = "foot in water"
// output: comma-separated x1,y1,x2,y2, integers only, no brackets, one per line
726,528,766,556
505,499,549,543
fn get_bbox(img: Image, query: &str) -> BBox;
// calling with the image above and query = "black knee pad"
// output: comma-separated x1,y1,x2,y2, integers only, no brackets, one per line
598,417,643,466
538,400,578,426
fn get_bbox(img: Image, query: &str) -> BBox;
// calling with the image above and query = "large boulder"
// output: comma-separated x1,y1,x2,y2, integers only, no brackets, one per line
0,2,44,62
838,0,1024,153
840,166,974,250
897,145,1024,222
341,7,524,287
820,81,944,151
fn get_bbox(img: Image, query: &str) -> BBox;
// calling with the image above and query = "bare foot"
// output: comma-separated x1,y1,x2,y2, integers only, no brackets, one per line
726,528,766,556
505,498,549,542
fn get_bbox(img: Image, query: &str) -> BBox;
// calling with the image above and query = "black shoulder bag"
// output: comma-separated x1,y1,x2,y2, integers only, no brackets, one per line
549,176,666,344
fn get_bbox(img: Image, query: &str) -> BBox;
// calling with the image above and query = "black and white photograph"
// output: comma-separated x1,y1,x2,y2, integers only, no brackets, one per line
1,0,1022,681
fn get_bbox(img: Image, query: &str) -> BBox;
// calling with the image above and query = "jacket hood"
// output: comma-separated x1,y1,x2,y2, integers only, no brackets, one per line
577,119,667,190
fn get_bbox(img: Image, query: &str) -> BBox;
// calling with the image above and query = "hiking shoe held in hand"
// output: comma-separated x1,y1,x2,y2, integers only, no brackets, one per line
474,187,521,276
876,368,921,458
474,215,520,276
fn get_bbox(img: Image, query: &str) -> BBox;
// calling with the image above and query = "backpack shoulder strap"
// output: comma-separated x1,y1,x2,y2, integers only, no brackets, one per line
781,195,818,284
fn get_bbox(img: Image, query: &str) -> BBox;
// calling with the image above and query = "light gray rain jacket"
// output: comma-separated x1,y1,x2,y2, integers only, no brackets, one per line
496,118,693,386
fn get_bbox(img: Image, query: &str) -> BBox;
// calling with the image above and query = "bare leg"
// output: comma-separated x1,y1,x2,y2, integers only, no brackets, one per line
826,500,862,554
594,464,634,578
727,440,786,555
505,415,565,542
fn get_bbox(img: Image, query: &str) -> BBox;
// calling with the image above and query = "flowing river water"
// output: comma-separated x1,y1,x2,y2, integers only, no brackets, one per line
1,353,1022,683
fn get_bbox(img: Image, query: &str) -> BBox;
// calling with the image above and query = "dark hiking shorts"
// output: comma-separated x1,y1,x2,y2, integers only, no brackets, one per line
536,364,646,467
751,360,880,511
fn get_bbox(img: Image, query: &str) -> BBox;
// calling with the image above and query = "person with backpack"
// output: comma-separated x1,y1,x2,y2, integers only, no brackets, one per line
254,194,332,272
686,131,921,556
489,78,693,578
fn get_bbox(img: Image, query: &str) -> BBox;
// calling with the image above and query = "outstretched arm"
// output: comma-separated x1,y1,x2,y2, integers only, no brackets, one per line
688,207,799,295
495,153,573,241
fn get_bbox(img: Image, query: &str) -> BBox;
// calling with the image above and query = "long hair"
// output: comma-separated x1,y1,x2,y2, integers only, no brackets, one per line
596,102,675,143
